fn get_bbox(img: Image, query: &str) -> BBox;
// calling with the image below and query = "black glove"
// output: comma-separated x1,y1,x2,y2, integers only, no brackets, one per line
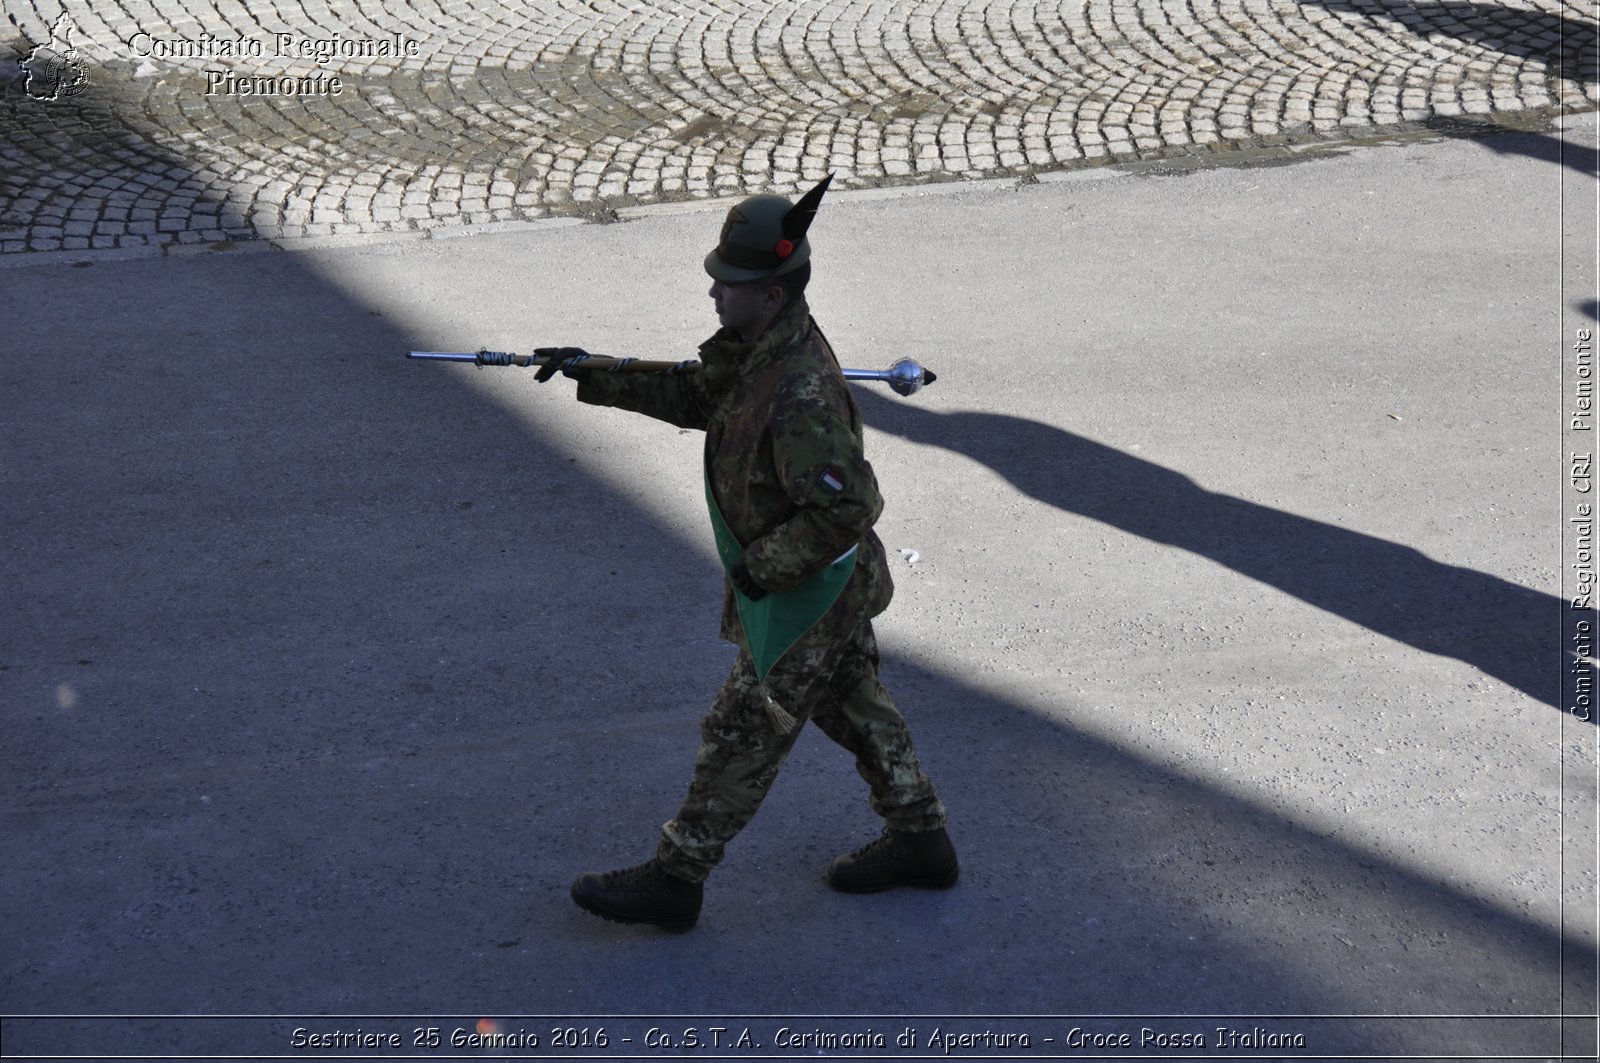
730,553,767,601
533,346,592,383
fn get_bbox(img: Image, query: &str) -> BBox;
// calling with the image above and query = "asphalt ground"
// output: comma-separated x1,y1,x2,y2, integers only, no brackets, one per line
2,110,1598,1061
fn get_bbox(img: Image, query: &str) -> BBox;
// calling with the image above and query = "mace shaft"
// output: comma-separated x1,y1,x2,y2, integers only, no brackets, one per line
407,350,937,396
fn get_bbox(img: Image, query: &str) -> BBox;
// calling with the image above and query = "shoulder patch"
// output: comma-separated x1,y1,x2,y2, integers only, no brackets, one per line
818,466,846,493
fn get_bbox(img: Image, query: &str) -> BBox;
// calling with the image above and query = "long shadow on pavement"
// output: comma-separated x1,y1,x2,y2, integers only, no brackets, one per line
1422,115,1600,178
854,389,1570,717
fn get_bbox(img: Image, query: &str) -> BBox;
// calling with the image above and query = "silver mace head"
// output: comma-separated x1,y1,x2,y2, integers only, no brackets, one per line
843,358,938,396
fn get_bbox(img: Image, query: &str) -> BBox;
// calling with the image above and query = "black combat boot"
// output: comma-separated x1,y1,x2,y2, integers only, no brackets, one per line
827,826,959,893
571,859,703,930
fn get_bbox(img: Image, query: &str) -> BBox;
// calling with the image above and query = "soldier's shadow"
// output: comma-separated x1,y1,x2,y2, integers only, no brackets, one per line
854,388,1568,716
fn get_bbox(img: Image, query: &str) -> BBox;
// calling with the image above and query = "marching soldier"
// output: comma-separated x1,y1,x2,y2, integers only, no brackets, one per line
540,176,955,930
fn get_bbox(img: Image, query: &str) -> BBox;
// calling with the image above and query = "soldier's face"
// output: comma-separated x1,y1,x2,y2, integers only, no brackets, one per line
709,278,784,341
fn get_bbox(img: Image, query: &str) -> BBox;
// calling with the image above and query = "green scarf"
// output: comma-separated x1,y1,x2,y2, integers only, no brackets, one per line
704,471,857,730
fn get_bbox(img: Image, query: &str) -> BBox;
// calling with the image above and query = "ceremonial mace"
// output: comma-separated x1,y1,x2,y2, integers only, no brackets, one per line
407,350,938,397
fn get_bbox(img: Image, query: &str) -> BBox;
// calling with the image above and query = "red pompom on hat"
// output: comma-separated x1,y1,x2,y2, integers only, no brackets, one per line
775,239,794,258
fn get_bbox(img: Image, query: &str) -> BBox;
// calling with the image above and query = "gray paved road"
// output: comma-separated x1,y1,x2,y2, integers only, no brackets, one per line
1,0,1596,251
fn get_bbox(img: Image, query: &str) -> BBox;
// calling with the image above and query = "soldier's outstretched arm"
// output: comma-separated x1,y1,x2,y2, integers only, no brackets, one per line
538,346,717,431
573,370,720,430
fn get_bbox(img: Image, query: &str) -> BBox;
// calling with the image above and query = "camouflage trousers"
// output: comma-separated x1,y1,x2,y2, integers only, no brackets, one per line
655,616,947,883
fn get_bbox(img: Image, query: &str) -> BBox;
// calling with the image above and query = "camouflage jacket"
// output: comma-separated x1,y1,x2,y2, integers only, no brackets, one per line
576,297,893,645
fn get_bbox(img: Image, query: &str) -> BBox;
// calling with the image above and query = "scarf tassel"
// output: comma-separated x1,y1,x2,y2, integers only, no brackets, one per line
760,686,799,733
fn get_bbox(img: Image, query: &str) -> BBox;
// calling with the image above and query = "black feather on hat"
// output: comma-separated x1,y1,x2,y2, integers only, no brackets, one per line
781,174,833,243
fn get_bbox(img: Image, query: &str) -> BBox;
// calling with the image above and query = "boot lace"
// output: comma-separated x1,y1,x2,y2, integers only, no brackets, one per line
599,861,668,895
847,831,907,868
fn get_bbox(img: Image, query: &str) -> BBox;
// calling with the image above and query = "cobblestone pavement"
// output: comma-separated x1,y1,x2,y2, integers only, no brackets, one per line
1,0,1595,254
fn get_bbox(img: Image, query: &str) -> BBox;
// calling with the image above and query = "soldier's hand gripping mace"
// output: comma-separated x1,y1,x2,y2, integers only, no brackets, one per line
407,350,938,397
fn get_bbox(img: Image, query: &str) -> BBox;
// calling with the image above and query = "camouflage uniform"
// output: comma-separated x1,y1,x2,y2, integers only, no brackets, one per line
576,295,948,883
